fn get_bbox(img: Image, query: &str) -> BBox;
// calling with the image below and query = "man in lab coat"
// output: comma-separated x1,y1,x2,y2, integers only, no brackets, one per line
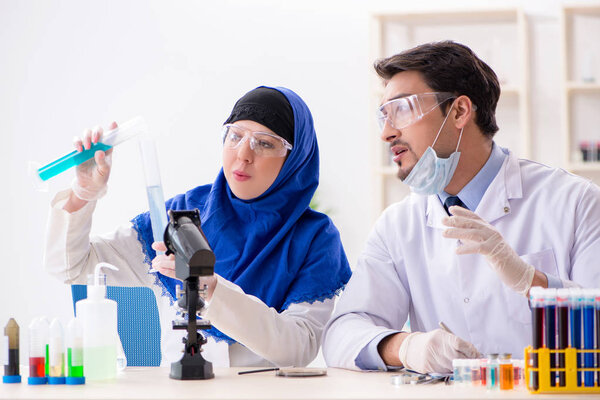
322,41,600,373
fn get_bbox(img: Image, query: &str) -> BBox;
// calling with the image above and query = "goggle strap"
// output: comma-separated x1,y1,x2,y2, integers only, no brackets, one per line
455,127,464,152
431,99,455,147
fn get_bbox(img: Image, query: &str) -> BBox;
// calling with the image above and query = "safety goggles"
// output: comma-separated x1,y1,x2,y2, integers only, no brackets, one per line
376,92,457,131
222,124,293,158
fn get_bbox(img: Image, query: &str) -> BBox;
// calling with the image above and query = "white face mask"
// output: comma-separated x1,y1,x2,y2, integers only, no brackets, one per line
403,102,463,195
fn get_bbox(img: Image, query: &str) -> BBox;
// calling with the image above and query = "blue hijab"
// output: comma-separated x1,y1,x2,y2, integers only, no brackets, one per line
131,86,351,343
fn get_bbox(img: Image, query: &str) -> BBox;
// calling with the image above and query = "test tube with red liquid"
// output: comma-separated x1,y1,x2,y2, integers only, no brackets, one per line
28,318,47,385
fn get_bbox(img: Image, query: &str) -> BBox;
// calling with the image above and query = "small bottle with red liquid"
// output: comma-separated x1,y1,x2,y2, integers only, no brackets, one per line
28,318,47,385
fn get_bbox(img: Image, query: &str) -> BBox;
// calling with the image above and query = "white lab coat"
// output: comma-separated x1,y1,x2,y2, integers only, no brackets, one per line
323,149,600,370
44,190,334,368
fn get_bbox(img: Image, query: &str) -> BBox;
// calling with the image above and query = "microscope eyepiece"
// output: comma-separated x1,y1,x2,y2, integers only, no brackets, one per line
164,209,215,279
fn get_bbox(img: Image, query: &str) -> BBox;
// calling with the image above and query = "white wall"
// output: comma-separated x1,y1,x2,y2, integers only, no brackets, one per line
1,0,599,365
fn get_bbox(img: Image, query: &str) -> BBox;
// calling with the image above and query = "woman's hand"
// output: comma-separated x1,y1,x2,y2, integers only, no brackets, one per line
152,241,218,300
71,122,115,201
151,241,177,279
64,122,116,213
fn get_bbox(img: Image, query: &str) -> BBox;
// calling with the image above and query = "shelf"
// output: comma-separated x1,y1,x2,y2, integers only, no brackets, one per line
377,166,399,176
500,85,522,95
561,5,600,175
567,162,600,172
373,9,520,25
563,6,600,16
566,82,600,93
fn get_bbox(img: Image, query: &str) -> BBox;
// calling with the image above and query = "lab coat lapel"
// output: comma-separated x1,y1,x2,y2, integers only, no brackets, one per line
475,149,523,224
425,149,523,228
426,194,449,229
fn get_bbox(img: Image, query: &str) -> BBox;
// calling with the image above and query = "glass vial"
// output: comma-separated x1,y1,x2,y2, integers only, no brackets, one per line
3,318,21,383
499,353,514,390
48,319,65,384
66,318,85,385
486,353,499,390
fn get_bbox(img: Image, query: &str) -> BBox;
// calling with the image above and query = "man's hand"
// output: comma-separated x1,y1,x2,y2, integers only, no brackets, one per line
442,206,536,296
378,330,480,374
398,329,481,374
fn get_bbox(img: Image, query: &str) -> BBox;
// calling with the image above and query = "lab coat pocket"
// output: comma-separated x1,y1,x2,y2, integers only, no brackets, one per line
520,248,559,278
504,248,559,325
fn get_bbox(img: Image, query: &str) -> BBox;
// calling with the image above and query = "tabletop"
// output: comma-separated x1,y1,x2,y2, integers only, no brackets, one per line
1,367,598,400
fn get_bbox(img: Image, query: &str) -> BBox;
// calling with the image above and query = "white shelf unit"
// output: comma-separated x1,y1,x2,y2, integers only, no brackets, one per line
561,5,600,172
369,9,530,219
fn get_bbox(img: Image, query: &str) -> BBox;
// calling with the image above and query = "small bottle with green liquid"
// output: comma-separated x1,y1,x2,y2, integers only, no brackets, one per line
66,317,85,385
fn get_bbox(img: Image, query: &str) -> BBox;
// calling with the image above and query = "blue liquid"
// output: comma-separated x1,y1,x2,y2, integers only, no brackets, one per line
38,143,112,181
146,185,168,246
570,307,582,386
583,306,595,387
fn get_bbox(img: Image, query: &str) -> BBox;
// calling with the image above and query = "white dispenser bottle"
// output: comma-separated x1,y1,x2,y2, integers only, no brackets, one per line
76,263,119,381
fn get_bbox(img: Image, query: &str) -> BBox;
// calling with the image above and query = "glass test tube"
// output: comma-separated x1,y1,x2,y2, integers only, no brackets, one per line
452,359,462,385
479,358,487,386
37,116,147,181
556,288,569,387
48,319,65,384
469,359,481,386
514,359,525,387
462,359,472,385
486,353,499,390
544,288,557,387
66,318,85,385
499,353,514,390
582,289,596,387
28,318,47,385
529,287,545,391
138,138,168,251
595,289,600,386
3,318,20,383
569,288,583,386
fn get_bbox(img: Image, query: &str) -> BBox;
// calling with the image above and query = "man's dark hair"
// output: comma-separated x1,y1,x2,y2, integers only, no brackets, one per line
374,41,500,137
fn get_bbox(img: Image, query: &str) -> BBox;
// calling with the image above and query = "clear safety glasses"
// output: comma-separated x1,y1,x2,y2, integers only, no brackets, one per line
222,124,293,158
376,92,457,131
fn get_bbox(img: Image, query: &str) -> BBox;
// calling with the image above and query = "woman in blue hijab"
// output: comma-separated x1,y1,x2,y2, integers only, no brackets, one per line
45,86,351,367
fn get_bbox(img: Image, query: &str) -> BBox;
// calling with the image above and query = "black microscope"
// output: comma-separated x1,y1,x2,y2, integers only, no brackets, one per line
163,209,215,380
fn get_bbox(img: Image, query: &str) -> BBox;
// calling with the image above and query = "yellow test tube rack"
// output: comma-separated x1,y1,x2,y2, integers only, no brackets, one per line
524,346,600,394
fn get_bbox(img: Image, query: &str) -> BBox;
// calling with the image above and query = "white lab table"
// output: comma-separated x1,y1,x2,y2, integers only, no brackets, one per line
1,367,597,399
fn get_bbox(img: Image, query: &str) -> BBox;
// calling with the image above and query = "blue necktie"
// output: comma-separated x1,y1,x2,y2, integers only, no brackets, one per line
444,196,467,215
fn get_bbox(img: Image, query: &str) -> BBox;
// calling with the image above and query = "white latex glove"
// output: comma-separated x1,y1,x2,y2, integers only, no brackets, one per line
441,205,535,296
151,242,217,300
398,329,481,374
71,123,115,201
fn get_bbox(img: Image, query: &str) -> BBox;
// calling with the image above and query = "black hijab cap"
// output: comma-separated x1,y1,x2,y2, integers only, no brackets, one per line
224,87,295,146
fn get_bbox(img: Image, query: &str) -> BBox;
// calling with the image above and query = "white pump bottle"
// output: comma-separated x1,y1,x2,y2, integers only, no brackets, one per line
76,263,119,381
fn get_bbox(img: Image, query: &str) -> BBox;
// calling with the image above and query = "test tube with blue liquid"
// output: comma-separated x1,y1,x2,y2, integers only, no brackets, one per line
36,116,147,181
582,289,596,387
569,288,583,386
595,289,600,386
139,138,168,254
556,288,570,387
544,288,557,387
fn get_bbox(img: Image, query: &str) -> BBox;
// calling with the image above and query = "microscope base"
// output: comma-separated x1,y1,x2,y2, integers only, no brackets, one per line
169,352,214,380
